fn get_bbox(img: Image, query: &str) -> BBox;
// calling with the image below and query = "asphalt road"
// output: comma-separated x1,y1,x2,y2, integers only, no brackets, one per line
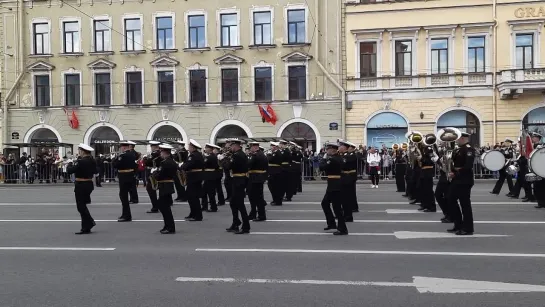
0,182,544,307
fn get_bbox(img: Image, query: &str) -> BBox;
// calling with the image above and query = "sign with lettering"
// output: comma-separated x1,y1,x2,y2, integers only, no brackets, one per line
11,132,19,140
374,124,400,128
91,139,118,144
515,7,545,18
154,137,182,141
329,122,338,131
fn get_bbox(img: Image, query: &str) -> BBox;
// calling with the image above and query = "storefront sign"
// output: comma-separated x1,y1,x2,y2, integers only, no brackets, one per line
91,139,118,144
154,137,182,141
329,122,338,131
374,124,400,128
515,7,545,18
367,112,408,129
11,132,19,140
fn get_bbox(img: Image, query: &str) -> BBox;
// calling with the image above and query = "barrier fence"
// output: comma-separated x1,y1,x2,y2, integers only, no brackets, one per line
1,159,499,184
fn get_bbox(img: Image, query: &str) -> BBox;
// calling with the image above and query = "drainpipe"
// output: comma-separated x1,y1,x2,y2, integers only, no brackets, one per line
492,0,498,144
313,0,346,140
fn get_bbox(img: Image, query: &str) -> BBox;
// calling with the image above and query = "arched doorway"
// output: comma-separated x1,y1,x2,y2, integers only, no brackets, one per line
214,125,249,145
366,112,408,149
152,125,183,142
523,106,545,137
90,126,121,154
26,128,60,158
437,110,481,147
280,122,317,150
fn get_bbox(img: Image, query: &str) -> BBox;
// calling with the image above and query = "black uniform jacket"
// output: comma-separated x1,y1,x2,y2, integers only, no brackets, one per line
156,157,177,196
113,150,137,181
341,151,358,184
145,150,163,168
230,149,249,188
203,153,220,181
452,143,476,185
182,151,204,183
281,148,291,170
320,154,342,192
248,150,268,184
420,147,435,179
291,150,303,173
67,156,96,193
268,149,283,176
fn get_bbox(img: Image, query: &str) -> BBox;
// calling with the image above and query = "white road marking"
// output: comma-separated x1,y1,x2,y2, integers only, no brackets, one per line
250,231,510,239
175,276,545,293
385,209,431,214
195,248,545,258
0,201,526,206
0,247,115,251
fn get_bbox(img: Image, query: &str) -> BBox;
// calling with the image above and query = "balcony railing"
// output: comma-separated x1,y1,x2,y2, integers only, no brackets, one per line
498,68,545,99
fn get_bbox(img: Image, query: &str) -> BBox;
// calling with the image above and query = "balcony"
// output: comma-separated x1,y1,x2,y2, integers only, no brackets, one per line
497,68,545,100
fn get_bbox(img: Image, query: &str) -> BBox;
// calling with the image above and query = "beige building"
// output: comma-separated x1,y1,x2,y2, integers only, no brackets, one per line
0,0,343,156
345,0,545,148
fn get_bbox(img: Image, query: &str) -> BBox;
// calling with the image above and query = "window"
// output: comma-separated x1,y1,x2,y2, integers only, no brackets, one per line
64,74,80,106
221,69,239,102
124,18,142,51
431,38,448,75
94,20,111,52
189,70,206,102
156,16,173,50
468,36,485,73
287,9,305,44
95,73,111,106
253,11,272,45
395,40,412,76
126,72,143,104
360,42,377,77
188,15,205,48
254,67,272,101
63,21,80,53
288,66,306,100
220,13,238,47
158,71,174,104
516,33,534,69
33,23,50,54
34,75,50,107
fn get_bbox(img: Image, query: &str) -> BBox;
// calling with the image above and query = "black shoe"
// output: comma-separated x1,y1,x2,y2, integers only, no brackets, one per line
284,198,292,202
75,229,91,235
271,202,282,206
184,215,193,219
423,209,436,213
333,231,348,236
226,226,239,232
352,209,359,213
345,217,354,222
455,230,474,236
409,200,420,205
324,226,336,231
490,192,499,195
160,229,176,234
147,209,159,213
248,212,257,220
253,217,266,222
402,195,409,198
129,201,139,204
535,205,545,209
234,229,250,234
441,218,453,223
417,207,425,211
176,198,187,202
188,218,203,222
447,227,459,233
522,198,529,202
207,209,218,213
225,198,231,203
506,193,513,197
117,217,132,222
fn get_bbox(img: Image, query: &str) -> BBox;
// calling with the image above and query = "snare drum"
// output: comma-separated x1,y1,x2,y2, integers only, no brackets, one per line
529,147,545,178
481,150,506,172
525,173,541,182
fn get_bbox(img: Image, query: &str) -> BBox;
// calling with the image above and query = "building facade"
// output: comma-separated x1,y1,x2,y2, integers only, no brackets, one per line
1,0,342,155
345,0,545,148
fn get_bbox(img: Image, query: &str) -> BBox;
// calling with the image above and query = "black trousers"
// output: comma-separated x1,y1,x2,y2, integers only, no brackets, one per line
95,171,103,186
224,175,232,200
187,181,203,220
285,171,296,199
341,182,357,219
534,180,545,206
202,180,217,210
410,169,421,202
129,175,139,202
268,173,283,205
492,169,514,194
248,182,266,219
230,182,250,230
280,170,289,200
173,173,186,200
118,177,133,219
146,180,159,210
321,190,348,233
216,178,225,204
297,170,303,193
395,164,407,192
75,182,94,231
420,177,436,211
448,183,474,232
158,192,175,231
511,171,533,199
434,178,450,218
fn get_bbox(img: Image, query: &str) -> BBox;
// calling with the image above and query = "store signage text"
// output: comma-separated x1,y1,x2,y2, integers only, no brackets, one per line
374,124,401,128
91,139,117,144
515,7,545,18
154,137,182,141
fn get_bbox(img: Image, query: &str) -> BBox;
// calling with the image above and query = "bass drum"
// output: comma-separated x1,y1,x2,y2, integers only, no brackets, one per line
481,150,506,172
529,147,545,178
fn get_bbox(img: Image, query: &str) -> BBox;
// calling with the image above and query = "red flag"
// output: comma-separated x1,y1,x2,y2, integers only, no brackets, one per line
64,108,79,129
258,104,277,125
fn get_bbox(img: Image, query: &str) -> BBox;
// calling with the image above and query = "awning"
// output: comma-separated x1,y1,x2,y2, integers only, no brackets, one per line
3,142,74,148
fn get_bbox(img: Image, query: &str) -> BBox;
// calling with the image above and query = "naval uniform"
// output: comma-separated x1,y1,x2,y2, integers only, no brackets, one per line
144,150,162,212
267,149,284,206
202,152,219,212
155,156,177,232
281,147,292,201
181,150,204,221
448,143,476,234
129,149,140,203
341,151,358,221
491,147,514,195
222,150,232,201
419,147,436,212
248,150,268,221
173,149,188,201
320,153,348,234
66,156,97,232
295,149,303,193
410,155,422,204
113,150,137,221
511,155,533,200
285,149,299,200
404,154,413,198
434,154,451,222
394,152,407,193
228,149,251,233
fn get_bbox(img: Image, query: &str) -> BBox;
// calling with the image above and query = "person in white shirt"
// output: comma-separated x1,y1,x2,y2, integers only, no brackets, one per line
367,147,381,188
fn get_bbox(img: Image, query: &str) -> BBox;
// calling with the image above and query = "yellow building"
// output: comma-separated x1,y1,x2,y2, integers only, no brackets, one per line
0,0,343,156
345,0,545,148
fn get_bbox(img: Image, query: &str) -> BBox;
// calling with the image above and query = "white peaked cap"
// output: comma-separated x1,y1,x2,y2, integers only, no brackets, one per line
270,141,279,146
159,144,174,150
189,139,202,149
205,143,221,149
78,143,95,152
149,141,161,145
126,141,137,145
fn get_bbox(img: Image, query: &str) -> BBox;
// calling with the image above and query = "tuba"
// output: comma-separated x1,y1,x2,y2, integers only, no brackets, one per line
436,127,462,181
424,133,439,163
392,143,400,153
408,131,424,167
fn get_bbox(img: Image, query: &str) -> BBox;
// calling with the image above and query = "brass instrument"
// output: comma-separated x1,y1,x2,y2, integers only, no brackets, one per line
148,155,160,190
407,131,424,167
423,133,439,163
392,143,400,153
436,127,462,181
